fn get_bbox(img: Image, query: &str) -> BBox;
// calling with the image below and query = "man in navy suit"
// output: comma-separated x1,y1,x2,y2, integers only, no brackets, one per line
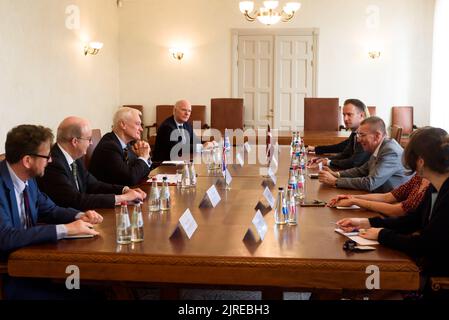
89,107,152,186
153,100,212,161
37,117,147,211
0,125,103,299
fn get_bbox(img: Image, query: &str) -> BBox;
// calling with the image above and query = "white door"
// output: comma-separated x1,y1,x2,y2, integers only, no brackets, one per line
235,31,316,131
238,35,274,129
275,35,314,131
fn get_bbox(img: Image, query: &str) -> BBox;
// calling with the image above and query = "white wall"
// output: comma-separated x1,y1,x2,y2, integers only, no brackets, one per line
118,0,435,129
0,0,120,153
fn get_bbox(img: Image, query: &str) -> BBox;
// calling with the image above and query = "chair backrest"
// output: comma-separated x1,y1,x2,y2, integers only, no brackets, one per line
211,98,244,131
156,105,174,128
390,125,403,145
0,154,5,162
84,129,102,168
367,106,376,117
392,106,414,135
304,98,340,131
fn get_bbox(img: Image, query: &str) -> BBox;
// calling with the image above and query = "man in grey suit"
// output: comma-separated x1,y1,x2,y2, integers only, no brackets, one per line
318,117,410,193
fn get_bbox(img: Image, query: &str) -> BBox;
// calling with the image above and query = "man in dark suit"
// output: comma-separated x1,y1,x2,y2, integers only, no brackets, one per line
152,100,213,162
89,107,152,186
0,125,103,299
37,117,147,211
308,99,371,170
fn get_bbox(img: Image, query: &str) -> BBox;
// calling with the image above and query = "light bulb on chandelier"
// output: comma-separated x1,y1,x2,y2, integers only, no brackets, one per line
239,1,301,26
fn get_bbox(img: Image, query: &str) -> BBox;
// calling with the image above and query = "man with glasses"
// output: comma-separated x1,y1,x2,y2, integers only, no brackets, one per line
152,99,213,162
308,99,371,170
89,107,152,185
0,125,103,299
318,117,410,192
37,117,147,211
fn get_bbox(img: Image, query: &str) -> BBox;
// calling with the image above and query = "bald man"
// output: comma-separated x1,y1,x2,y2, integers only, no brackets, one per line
37,117,147,211
153,100,212,161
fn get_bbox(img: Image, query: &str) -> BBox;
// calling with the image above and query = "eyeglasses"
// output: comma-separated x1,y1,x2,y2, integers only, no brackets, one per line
355,132,370,138
29,153,52,161
77,137,93,143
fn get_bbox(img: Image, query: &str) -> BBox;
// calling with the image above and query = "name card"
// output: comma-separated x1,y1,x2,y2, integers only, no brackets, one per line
236,152,244,167
318,162,323,171
252,210,268,241
271,154,278,170
244,142,252,153
267,167,277,185
225,169,233,185
201,184,221,208
263,187,275,208
171,209,198,239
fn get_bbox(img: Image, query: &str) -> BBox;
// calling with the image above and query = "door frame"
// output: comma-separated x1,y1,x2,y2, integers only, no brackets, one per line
231,28,319,128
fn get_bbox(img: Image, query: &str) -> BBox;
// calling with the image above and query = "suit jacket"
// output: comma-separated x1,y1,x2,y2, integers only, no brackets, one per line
0,161,78,255
336,138,410,192
152,116,200,162
89,132,152,186
370,177,449,278
36,145,124,211
326,131,371,170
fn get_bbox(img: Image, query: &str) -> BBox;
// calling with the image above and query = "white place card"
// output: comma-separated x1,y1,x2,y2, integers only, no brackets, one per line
252,210,268,241
318,162,323,171
263,187,275,208
206,185,221,208
236,152,244,167
267,167,277,185
271,154,278,169
225,169,233,185
244,142,252,153
178,209,198,239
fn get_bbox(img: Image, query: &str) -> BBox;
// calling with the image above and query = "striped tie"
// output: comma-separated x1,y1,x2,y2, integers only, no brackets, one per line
71,162,80,191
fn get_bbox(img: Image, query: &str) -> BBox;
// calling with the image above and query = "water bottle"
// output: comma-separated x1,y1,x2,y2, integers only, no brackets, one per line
116,201,131,244
160,176,171,211
297,170,306,204
189,160,197,187
149,177,160,212
287,186,297,225
181,163,191,188
274,188,288,225
224,129,231,152
288,167,298,197
131,202,144,242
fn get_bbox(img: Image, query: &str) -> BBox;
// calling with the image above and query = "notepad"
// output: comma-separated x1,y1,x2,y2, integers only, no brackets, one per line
162,161,185,165
335,228,379,245
336,205,361,210
64,234,95,239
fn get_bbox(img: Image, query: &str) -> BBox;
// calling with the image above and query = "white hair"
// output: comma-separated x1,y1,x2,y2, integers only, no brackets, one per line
113,107,141,129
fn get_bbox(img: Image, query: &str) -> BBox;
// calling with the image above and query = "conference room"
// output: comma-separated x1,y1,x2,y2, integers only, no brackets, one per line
1,0,448,304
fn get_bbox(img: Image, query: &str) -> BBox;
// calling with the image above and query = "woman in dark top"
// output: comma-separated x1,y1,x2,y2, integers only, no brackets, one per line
337,127,449,298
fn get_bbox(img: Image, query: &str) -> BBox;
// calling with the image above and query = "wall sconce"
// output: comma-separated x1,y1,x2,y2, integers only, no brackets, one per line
169,48,185,61
368,51,381,59
84,42,103,56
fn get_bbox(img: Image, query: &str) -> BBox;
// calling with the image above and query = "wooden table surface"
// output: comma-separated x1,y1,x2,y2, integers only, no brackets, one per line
7,145,419,292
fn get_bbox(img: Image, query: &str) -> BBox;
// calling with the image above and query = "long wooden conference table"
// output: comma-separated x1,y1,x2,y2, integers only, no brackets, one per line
7,142,419,298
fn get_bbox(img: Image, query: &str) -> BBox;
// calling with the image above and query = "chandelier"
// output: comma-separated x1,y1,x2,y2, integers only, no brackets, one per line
239,1,301,26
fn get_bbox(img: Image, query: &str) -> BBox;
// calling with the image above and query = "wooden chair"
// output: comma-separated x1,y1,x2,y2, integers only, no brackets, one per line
0,154,5,162
83,129,102,168
304,98,340,131
431,277,449,292
390,125,403,145
211,98,244,132
367,106,376,117
392,106,417,147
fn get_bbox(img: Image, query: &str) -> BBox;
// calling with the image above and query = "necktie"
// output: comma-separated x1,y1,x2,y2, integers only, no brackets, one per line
71,162,80,191
178,125,186,143
22,186,33,229
123,147,129,164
